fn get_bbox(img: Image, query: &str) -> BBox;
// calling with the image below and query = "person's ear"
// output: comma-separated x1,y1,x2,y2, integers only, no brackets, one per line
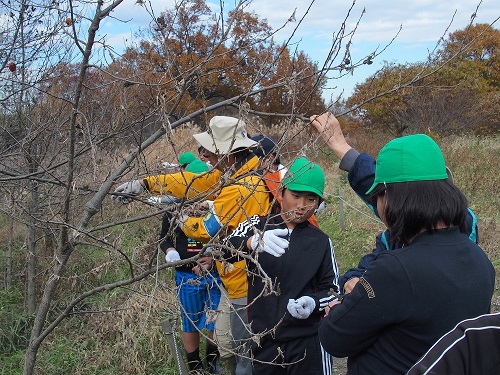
278,188,285,201
316,197,323,209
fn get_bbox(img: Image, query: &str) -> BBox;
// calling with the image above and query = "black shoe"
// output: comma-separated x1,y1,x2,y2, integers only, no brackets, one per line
205,342,222,374
186,348,204,374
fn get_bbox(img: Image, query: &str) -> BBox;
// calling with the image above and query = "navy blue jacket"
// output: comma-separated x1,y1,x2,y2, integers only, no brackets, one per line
407,312,500,374
319,227,495,375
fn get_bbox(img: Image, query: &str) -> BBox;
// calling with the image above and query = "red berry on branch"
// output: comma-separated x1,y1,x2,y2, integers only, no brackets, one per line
8,62,16,72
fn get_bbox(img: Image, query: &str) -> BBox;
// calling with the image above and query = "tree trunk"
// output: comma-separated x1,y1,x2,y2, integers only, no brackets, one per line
23,251,70,375
22,2,125,373
27,175,38,314
6,194,14,288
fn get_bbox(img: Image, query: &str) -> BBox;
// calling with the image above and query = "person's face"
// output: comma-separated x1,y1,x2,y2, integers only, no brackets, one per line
278,188,319,229
202,150,238,173
216,153,236,172
202,150,219,169
198,147,210,163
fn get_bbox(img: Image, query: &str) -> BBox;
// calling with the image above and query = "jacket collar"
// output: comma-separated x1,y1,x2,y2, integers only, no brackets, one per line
410,226,464,246
231,154,259,179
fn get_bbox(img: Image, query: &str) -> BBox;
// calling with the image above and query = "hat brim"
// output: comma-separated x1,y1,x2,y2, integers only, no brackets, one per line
366,182,378,195
285,182,323,198
193,132,257,155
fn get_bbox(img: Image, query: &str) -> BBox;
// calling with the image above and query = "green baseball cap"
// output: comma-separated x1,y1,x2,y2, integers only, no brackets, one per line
178,152,197,167
366,134,448,194
282,157,325,197
185,159,209,174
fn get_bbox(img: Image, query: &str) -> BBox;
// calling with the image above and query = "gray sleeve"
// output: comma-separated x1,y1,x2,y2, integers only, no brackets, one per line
160,195,182,204
338,148,360,172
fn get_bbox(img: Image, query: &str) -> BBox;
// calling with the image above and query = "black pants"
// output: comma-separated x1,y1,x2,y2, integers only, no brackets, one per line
252,334,326,375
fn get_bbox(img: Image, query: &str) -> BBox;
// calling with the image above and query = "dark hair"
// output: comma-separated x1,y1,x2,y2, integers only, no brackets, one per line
383,179,468,246
232,147,252,159
225,148,253,172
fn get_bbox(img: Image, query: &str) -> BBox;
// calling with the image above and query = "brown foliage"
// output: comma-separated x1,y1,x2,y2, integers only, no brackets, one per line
112,0,325,128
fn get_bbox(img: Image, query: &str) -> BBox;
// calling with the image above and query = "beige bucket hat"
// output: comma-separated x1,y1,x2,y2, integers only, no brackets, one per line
193,116,257,155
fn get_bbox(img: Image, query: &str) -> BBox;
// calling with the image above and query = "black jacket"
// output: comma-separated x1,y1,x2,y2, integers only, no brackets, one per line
407,312,500,375
319,227,495,375
159,213,206,273
226,214,340,341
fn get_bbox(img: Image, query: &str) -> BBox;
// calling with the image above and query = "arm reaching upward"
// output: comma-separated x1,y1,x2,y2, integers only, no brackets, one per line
310,113,352,160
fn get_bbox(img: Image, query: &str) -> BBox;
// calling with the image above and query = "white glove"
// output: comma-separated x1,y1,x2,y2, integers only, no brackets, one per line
165,249,181,263
287,296,316,319
250,228,289,257
162,162,179,169
147,195,181,205
147,196,162,205
112,180,144,203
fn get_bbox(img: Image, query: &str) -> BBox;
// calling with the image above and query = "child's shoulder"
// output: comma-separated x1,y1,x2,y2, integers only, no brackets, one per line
293,223,332,252
302,221,328,237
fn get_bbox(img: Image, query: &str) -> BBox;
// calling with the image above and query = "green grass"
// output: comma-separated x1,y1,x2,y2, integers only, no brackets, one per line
0,288,32,375
0,288,33,357
316,177,386,274
0,349,24,375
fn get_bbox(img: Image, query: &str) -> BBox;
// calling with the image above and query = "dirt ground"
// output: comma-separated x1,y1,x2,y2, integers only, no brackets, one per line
333,357,348,374
330,295,500,374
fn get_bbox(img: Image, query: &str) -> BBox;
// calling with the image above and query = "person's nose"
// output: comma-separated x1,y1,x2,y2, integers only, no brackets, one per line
296,197,309,211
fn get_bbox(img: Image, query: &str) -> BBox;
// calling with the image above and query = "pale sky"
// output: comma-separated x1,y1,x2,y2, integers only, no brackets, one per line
100,0,499,99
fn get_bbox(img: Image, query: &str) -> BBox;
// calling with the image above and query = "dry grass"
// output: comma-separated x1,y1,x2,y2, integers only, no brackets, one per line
36,274,181,374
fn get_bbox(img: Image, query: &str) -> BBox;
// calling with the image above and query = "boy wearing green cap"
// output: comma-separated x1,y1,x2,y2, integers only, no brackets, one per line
178,151,197,169
318,134,495,375
223,157,340,375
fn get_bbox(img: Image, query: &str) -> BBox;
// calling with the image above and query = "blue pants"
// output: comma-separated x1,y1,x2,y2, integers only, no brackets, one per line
176,270,222,332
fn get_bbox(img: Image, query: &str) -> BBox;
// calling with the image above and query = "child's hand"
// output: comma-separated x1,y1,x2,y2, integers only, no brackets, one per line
250,228,289,257
325,300,342,316
193,256,212,276
287,296,316,319
165,248,181,262
343,277,360,294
